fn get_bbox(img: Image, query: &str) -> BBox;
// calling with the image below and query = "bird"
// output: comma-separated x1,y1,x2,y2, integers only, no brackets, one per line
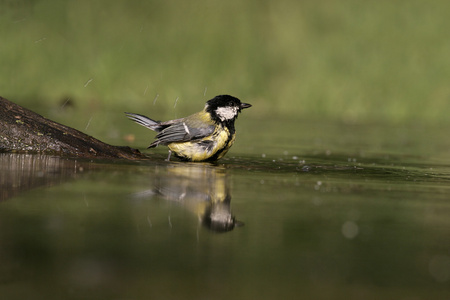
125,95,251,162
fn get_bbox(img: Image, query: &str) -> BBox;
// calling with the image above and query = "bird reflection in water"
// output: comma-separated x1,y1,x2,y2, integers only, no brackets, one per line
135,163,243,233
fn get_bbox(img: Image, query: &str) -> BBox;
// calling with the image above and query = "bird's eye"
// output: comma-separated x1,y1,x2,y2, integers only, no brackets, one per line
228,101,234,107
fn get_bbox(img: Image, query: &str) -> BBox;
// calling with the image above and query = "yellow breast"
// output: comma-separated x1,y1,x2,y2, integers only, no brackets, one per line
168,126,235,162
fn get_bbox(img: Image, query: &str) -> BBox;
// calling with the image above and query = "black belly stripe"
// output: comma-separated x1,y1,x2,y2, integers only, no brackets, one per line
205,130,235,162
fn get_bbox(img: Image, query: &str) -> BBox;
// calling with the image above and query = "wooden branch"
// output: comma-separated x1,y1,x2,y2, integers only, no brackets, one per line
0,96,146,159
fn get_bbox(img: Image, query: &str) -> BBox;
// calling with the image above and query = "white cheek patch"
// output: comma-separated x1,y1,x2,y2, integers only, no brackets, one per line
215,106,238,121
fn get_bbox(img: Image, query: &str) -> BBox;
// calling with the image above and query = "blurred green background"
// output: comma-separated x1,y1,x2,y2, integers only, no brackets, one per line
2,3,450,299
1,0,450,125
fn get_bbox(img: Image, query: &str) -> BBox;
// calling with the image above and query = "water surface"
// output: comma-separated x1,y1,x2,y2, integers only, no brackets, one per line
1,119,449,300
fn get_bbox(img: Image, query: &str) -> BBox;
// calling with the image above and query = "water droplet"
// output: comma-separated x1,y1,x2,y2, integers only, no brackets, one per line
342,221,359,239
301,165,310,172
84,78,93,87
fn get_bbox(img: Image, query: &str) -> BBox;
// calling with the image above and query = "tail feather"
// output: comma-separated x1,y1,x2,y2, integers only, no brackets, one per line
125,112,163,132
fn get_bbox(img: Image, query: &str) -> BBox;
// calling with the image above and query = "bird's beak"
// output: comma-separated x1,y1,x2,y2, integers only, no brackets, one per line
240,103,252,109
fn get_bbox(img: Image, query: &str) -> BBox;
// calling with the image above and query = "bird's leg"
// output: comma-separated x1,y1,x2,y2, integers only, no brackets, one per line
166,150,172,161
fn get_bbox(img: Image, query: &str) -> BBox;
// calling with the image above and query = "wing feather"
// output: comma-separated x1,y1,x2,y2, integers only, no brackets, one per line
152,114,215,146
155,122,215,145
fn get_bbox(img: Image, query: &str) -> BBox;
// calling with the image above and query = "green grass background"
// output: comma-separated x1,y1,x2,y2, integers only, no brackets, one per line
1,0,450,124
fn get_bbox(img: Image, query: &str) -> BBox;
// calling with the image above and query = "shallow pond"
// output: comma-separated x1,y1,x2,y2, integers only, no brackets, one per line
1,118,450,299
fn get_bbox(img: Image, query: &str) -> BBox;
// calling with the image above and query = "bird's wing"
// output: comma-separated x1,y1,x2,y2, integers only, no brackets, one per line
154,117,215,145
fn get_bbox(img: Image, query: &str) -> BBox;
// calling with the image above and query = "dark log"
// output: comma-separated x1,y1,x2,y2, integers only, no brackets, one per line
0,96,146,159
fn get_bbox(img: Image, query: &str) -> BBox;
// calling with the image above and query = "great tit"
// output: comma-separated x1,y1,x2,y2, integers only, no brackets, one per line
125,95,251,162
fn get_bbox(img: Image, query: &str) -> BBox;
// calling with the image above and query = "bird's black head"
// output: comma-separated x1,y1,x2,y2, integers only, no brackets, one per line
205,95,251,124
